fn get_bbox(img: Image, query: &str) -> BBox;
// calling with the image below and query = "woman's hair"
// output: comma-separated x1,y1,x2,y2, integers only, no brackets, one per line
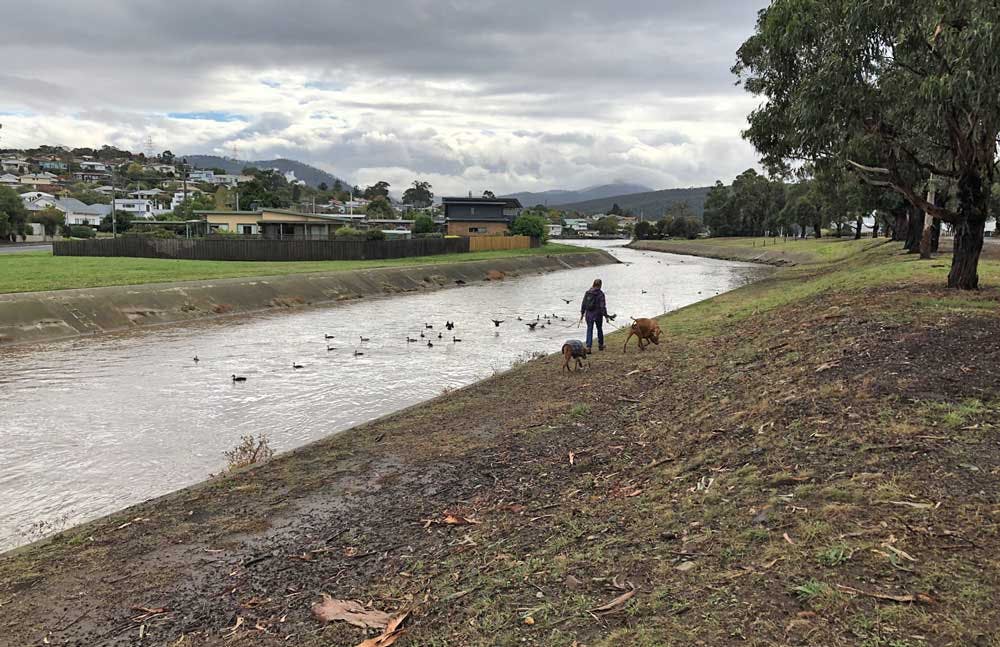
593,279,603,288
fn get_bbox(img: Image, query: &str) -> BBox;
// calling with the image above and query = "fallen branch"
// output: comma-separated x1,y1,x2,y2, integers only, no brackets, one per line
835,584,935,605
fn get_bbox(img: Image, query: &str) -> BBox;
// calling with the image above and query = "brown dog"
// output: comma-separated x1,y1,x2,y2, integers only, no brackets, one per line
623,317,661,352
561,340,588,372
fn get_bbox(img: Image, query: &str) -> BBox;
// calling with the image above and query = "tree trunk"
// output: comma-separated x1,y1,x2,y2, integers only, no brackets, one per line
813,222,822,239
948,173,988,290
854,216,863,240
931,218,941,253
904,208,922,252
891,208,907,241
871,217,880,238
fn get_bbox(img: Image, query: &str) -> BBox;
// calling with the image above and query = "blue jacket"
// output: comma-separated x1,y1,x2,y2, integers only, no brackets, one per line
581,287,607,323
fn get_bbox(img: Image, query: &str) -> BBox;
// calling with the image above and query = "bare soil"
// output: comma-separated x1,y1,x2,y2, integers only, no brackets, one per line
2,245,999,646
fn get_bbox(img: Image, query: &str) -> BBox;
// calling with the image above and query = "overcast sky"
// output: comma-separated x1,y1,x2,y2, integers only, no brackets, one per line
0,1,767,196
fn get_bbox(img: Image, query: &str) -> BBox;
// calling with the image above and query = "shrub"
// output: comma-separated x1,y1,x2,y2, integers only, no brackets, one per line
69,225,96,239
366,229,386,240
511,213,549,242
334,226,364,239
224,434,274,471
412,213,436,234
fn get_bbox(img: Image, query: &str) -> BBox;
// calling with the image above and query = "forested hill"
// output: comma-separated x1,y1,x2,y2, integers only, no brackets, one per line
183,155,350,189
558,186,714,219
504,183,654,207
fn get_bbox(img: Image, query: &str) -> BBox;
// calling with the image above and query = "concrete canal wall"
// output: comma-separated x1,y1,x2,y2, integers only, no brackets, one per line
0,250,616,346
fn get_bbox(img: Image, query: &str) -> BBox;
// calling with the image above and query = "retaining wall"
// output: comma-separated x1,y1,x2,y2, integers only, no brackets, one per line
0,250,616,346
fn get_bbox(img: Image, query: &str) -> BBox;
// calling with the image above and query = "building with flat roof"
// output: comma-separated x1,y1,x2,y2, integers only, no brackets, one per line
442,196,522,236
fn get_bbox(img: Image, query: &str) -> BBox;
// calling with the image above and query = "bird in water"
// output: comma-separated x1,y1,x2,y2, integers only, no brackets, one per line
353,350,364,357
193,356,199,363
561,298,572,304
453,336,462,343
526,322,538,331
232,375,247,382
445,321,455,330
324,334,335,340
516,316,523,321
292,363,304,370
427,340,434,348
406,337,418,343
327,346,337,351
360,336,371,342
491,319,504,327
425,323,434,329
641,290,648,294
420,331,425,338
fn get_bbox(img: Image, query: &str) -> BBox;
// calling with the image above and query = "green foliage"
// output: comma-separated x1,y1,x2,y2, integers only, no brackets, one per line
703,170,786,237
172,194,216,220
511,213,549,242
69,225,96,239
366,229,386,241
0,186,28,237
31,207,65,237
594,215,619,236
633,220,655,240
334,226,364,239
365,196,396,219
363,180,390,200
99,211,134,233
412,213,436,235
402,180,434,208
237,169,293,209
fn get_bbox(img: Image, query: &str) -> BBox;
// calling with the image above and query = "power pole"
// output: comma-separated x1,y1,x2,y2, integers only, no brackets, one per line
110,167,117,238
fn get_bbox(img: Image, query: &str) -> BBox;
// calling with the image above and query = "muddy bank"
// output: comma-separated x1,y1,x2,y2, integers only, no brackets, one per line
0,250,614,346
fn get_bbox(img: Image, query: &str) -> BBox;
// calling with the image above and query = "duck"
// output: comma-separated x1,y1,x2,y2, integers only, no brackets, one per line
232,375,247,382
516,316,523,321
445,321,455,330
437,332,442,339
453,336,462,343
491,319,504,327
327,346,337,351
353,350,364,357
193,356,199,363
324,334,335,340
641,290,648,294
526,322,538,331
406,337,418,343
292,363,304,370
425,323,434,329
427,341,434,348
420,331,425,338
360,336,371,342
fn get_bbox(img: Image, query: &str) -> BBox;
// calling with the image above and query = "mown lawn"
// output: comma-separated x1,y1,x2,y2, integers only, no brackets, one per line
632,236,885,265
0,243,589,294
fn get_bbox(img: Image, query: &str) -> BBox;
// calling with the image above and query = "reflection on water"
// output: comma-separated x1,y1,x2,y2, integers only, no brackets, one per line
0,241,769,550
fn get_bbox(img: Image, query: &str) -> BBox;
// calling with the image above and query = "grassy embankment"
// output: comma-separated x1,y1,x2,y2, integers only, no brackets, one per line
630,236,889,266
2,239,999,646
0,243,587,294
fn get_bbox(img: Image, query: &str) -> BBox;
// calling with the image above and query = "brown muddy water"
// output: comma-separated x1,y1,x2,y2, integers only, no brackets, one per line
0,241,769,550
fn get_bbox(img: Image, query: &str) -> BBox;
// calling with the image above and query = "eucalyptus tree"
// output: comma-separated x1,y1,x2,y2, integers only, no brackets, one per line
735,1,1000,288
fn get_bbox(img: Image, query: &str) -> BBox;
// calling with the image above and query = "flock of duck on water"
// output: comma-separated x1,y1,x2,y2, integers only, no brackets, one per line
188,306,579,383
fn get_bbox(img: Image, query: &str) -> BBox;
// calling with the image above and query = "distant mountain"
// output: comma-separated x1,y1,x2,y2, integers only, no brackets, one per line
504,183,654,207
182,155,350,189
557,186,715,220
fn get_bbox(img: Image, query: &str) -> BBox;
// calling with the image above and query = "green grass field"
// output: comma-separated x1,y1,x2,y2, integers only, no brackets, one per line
0,243,589,294
633,236,885,265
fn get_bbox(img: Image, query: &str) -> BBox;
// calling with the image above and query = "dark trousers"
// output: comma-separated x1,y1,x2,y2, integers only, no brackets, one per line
586,319,604,349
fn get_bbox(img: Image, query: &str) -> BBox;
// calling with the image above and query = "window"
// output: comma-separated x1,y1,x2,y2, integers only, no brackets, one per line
470,207,476,216
469,227,487,233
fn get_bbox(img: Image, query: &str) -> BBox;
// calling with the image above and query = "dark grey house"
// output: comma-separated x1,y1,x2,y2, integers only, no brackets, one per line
442,196,523,236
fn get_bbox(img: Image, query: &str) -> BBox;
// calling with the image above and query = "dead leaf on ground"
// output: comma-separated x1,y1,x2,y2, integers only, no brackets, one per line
355,611,409,647
589,587,636,615
312,594,393,629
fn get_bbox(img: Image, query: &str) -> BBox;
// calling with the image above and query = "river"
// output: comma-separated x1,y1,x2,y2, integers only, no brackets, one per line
0,241,768,550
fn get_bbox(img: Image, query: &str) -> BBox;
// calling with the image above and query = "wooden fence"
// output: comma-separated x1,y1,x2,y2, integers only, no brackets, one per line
468,235,536,252
53,236,472,262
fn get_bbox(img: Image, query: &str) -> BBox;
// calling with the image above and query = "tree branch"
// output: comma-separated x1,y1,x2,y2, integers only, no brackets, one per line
847,159,960,223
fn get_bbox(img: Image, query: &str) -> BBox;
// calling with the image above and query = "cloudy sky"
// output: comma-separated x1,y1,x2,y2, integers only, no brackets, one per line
0,1,767,196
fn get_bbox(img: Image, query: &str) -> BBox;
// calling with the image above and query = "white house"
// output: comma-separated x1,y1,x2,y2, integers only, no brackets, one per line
145,164,176,175
548,224,563,238
188,169,216,183
113,199,154,216
78,161,108,172
0,173,20,187
20,191,56,205
563,218,591,232
53,199,111,226
1,159,29,173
